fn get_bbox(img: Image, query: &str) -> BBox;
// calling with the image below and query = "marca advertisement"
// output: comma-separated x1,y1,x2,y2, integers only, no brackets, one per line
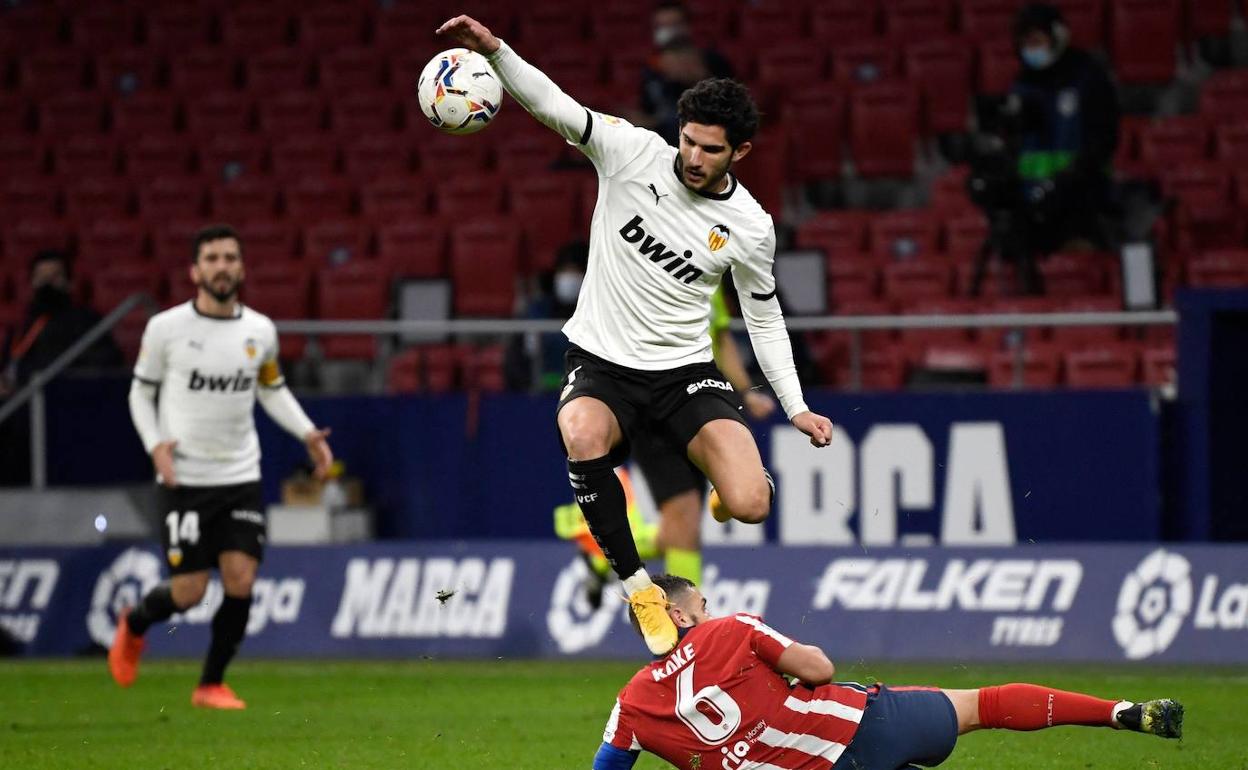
3,542,1246,663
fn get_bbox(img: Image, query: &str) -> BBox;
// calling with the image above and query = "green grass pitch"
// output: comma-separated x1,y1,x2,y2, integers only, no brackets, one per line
4,659,1247,769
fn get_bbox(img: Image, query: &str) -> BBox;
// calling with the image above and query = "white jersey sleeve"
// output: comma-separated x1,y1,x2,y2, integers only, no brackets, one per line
485,41,658,178
732,227,810,420
133,314,168,384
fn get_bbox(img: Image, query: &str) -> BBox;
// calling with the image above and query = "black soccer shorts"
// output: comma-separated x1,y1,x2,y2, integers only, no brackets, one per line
157,481,266,574
555,344,746,467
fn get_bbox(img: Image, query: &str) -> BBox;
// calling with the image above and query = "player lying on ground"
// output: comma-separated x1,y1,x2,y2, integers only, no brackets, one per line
594,574,1183,770
437,14,832,657
111,224,333,710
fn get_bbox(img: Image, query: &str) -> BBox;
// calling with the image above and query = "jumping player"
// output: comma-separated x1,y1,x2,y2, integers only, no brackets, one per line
436,15,833,656
594,575,1184,770
110,224,333,709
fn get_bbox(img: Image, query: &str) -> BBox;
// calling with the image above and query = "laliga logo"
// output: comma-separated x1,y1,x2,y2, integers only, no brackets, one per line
547,558,623,654
1112,549,1193,660
86,548,162,647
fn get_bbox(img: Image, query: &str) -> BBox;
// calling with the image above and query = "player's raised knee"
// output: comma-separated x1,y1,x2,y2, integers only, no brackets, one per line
559,413,612,460
725,484,771,524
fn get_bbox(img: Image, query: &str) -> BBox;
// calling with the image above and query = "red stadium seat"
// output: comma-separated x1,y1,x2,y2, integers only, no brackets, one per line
0,136,47,178
451,219,520,316
169,49,239,94
185,92,255,138
319,48,388,93
271,134,339,179
754,43,828,87
373,5,437,52
415,132,490,177
944,211,989,255
377,219,448,278
797,211,869,256
826,259,881,305
39,94,107,137
285,179,355,220
303,220,371,266
837,348,908,390
1213,122,1248,166
738,3,806,41
200,134,268,181
344,134,415,180
849,83,919,177
589,10,650,46
1050,295,1122,344
65,177,133,224
19,51,88,92
422,343,459,393
3,222,72,268
296,5,368,51
784,86,846,181
236,222,300,263
959,0,1023,40
882,260,953,301
869,211,941,260
1187,249,1248,287
884,0,954,43
144,6,214,51
515,6,585,48
732,126,787,216
137,178,205,224
812,1,880,43
210,179,280,223
436,176,505,218
1138,117,1210,166
918,342,990,374
1201,70,1248,121
1160,165,1230,209
1063,345,1138,387
90,264,161,315
904,40,973,134
832,41,900,84
244,50,314,95
53,136,120,177
258,92,326,135
1185,0,1232,38
532,45,607,96
1,5,62,54
329,91,399,135
125,137,193,179
493,132,565,176
111,92,179,135
152,221,205,267
66,5,135,51
1053,0,1107,49
462,344,507,392
1141,345,1175,386
221,7,292,51
360,176,430,222
508,174,580,273
1110,0,1180,84
899,297,976,349
243,263,311,358
931,166,976,212
78,221,148,271
97,50,165,95
976,40,1018,94
988,343,1061,388
4,179,60,219
1038,252,1109,294
387,347,424,393
0,94,31,135
315,262,388,358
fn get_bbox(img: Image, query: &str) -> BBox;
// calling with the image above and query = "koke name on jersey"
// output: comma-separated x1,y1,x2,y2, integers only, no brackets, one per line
618,215,706,285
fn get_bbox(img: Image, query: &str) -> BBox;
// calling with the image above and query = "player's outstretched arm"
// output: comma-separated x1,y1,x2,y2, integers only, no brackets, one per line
774,641,836,687
256,385,333,479
436,15,592,147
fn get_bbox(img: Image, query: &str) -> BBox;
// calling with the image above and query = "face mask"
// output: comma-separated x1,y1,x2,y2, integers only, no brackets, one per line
554,273,583,305
654,23,687,48
31,284,70,313
1021,46,1056,70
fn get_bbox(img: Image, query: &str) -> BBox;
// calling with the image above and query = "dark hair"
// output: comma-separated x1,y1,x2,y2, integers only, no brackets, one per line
676,78,760,148
627,574,697,638
654,0,687,19
554,240,589,272
30,248,70,275
191,224,242,263
1014,2,1065,41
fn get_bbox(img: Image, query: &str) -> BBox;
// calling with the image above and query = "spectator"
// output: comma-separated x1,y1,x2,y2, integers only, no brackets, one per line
505,241,588,391
1006,2,1120,254
1,249,122,393
639,1,733,146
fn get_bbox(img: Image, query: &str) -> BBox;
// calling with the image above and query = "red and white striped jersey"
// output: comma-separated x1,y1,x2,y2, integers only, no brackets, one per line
602,614,868,769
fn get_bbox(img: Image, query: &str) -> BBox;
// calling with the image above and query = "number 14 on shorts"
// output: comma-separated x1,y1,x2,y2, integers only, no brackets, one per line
166,510,201,546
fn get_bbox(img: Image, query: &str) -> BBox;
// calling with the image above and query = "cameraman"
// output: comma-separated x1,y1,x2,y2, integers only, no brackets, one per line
1005,3,1119,255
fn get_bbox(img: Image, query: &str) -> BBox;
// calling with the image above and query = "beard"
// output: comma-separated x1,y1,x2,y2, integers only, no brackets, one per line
200,274,241,303
675,153,729,193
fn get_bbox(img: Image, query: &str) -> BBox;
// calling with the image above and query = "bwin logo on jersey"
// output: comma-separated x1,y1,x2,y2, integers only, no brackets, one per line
188,368,255,392
618,215,704,285
1113,548,1193,660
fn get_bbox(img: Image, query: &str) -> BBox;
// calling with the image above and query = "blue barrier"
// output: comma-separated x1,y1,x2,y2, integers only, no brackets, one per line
3,542,1245,663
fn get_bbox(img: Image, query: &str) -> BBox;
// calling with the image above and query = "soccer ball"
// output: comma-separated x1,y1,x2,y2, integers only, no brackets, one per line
417,48,503,135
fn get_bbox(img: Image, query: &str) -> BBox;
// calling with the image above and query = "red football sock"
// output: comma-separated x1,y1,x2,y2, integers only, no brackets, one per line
978,684,1117,731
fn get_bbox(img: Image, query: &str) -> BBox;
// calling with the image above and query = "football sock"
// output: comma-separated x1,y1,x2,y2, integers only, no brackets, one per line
665,548,702,585
978,684,1118,731
126,583,177,636
568,455,645,582
200,594,251,686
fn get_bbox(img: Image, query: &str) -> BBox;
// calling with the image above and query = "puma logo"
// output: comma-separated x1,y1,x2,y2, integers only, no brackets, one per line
647,183,668,205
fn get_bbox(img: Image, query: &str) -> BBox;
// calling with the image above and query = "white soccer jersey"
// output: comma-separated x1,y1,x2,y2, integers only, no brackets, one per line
133,302,284,486
487,41,809,418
